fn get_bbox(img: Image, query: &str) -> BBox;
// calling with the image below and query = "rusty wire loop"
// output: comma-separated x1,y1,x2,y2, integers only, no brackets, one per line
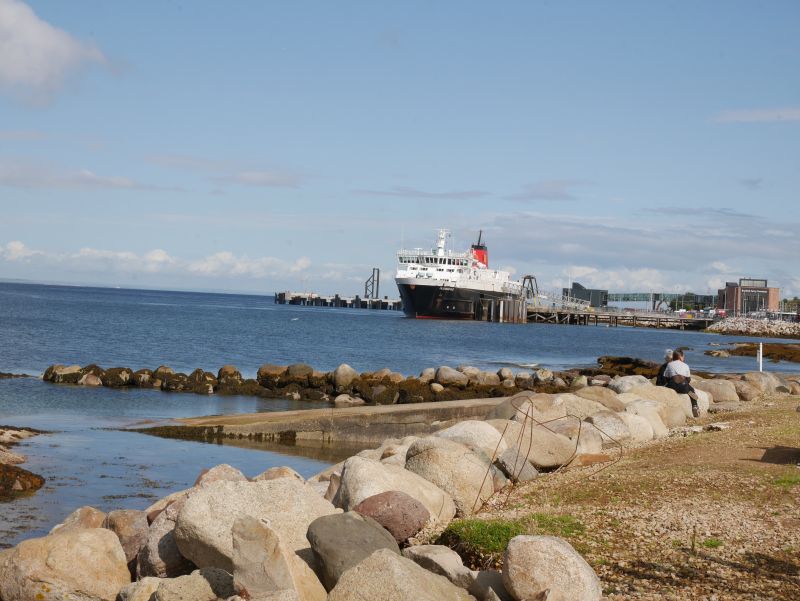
471,391,625,515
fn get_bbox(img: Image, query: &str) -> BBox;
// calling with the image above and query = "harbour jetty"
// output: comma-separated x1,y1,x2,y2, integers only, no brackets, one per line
275,291,402,311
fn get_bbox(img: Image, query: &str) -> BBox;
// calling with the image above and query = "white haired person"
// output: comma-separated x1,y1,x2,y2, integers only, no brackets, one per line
663,349,701,417
655,348,673,386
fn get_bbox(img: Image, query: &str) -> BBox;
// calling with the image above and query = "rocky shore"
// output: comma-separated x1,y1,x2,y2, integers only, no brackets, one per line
0,426,45,500
707,316,800,338
2,363,797,600
41,356,665,405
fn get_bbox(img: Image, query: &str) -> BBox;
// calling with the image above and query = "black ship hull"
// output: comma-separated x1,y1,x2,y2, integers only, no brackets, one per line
397,282,519,320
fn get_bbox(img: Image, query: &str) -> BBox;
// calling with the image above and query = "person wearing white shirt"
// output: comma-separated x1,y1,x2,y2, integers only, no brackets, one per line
663,350,700,417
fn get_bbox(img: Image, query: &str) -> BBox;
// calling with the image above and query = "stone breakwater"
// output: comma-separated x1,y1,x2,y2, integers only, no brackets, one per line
707,316,800,338
2,368,797,600
42,361,603,405
0,426,44,500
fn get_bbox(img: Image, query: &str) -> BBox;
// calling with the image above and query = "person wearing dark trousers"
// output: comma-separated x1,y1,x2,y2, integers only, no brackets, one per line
656,348,673,387
663,349,700,417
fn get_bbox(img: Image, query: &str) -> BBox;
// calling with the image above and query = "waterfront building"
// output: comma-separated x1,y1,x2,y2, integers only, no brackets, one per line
717,278,780,315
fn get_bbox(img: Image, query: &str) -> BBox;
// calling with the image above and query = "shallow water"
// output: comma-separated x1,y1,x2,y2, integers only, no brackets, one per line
0,379,352,548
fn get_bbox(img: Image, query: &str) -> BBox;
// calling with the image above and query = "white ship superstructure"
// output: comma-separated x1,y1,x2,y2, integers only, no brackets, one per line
394,229,524,319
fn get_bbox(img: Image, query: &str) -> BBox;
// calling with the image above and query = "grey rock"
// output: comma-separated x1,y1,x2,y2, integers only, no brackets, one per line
174,479,336,573
103,509,148,565
307,511,399,590
405,437,498,516
231,515,326,601
495,448,539,483
155,567,235,601
333,363,358,391
327,549,475,601
137,497,195,578
435,366,469,387
332,456,456,524
503,535,601,601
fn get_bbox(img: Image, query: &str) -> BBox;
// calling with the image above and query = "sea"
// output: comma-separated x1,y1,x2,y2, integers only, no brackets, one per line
1,281,797,547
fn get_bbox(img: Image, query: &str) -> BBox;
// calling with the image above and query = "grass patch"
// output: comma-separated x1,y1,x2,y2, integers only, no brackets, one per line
437,513,585,569
440,517,528,557
530,513,585,537
702,538,723,549
773,473,800,490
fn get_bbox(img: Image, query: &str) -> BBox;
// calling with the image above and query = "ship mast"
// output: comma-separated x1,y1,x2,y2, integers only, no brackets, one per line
435,228,450,257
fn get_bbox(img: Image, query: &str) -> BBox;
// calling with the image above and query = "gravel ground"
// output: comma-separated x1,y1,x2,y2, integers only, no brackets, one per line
487,394,800,600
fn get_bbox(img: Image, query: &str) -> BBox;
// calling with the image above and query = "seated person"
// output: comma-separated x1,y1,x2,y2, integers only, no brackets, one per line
655,348,673,386
664,350,700,417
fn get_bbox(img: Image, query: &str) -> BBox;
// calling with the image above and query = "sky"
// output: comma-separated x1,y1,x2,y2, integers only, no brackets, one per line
0,0,798,297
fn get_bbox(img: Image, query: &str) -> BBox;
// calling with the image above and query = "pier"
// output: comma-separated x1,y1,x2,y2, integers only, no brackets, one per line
274,291,402,311
526,306,716,330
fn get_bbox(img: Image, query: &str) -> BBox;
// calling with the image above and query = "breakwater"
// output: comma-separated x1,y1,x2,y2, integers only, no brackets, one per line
41,356,668,405
707,316,800,338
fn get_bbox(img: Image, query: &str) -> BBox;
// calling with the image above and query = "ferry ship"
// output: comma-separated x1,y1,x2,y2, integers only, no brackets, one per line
395,229,526,320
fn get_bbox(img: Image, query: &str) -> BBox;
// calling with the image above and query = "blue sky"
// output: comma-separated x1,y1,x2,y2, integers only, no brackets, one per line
1,0,798,296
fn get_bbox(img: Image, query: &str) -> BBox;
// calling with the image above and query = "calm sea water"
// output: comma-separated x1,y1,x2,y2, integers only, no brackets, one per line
1,281,797,546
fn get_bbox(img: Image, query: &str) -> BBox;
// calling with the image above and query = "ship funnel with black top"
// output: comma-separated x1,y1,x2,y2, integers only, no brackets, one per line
470,230,488,267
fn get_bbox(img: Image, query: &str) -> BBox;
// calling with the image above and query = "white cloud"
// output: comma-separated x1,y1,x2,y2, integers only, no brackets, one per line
714,107,800,123
0,239,42,261
353,186,488,200
0,160,176,190
0,241,312,283
217,171,301,188
504,180,587,201
0,0,106,103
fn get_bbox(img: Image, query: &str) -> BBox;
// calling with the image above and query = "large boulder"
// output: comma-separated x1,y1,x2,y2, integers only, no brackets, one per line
402,545,473,589
154,567,236,601
333,364,358,391
253,466,304,483
332,456,455,523
256,364,287,386
495,448,539,483
607,375,651,394
193,464,248,487
435,366,469,388
232,515,326,601
503,535,601,601
405,437,500,516
434,420,508,459
101,367,133,387
0,529,130,601
117,577,161,601
104,509,149,567
692,379,738,403
174,479,336,572
50,505,107,534
307,511,399,591
625,400,668,438
584,411,631,447
352,491,430,543
617,413,654,443
743,371,784,394
573,387,626,412
733,379,762,401
488,419,576,469
137,497,195,578
545,419,604,456
0,464,44,497
327,549,475,601
511,393,569,423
